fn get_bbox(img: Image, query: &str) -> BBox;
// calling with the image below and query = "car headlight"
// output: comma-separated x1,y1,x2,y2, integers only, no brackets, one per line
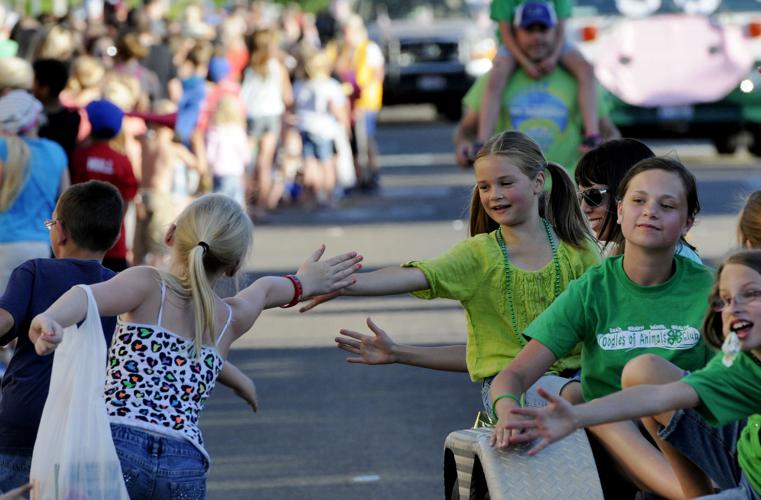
740,70,761,93
466,38,496,76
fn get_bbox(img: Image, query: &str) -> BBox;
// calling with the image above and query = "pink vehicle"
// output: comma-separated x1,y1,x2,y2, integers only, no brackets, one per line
568,0,761,155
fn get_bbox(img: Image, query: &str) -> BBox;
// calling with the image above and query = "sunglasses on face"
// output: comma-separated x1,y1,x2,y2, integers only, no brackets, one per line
577,188,609,207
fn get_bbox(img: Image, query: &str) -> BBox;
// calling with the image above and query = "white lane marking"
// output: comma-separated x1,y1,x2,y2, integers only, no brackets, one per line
352,474,381,483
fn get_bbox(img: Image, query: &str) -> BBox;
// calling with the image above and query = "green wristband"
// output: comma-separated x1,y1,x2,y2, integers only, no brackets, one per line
490,393,523,422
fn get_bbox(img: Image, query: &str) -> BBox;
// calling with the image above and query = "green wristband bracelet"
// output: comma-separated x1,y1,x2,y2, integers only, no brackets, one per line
490,393,523,422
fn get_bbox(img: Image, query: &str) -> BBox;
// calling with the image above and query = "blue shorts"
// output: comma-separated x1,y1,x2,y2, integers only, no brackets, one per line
659,409,760,499
111,423,208,500
496,40,575,60
300,132,333,161
0,452,31,493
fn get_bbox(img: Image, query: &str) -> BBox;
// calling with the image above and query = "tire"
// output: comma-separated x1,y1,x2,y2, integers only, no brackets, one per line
748,122,761,158
436,101,463,122
447,477,460,500
711,132,738,155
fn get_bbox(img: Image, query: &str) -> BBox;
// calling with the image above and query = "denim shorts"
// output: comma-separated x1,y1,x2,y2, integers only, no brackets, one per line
496,40,574,60
300,131,334,161
659,409,760,499
111,424,208,500
0,451,31,493
247,114,281,139
481,373,578,416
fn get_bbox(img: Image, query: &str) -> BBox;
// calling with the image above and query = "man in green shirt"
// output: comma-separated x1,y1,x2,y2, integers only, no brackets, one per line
454,16,618,173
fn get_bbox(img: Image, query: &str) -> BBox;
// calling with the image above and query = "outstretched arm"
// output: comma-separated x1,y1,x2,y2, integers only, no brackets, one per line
30,267,158,354
336,317,467,372
507,381,700,455
299,266,429,312
218,361,258,412
225,245,363,346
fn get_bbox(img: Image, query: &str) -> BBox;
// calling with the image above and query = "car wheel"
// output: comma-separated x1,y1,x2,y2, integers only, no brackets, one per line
447,477,459,500
748,123,761,158
436,101,463,122
711,132,738,155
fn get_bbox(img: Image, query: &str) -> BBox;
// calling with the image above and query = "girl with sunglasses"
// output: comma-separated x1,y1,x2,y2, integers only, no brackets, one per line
575,138,701,262
303,131,600,412
502,250,761,499
488,157,714,498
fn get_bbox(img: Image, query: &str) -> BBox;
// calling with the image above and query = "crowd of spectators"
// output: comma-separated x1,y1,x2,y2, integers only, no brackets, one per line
0,0,385,270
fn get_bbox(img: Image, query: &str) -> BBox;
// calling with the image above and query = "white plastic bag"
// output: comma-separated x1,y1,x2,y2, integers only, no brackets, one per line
30,285,129,500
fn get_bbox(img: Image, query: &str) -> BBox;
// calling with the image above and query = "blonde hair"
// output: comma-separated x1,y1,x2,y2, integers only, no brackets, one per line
212,94,245,127
304,50,331,80
69,56,106,92
0,57,33,92
34,25,77,61
0,137,31,212
738,190,761,249
470,131,593,248
163,194,253,356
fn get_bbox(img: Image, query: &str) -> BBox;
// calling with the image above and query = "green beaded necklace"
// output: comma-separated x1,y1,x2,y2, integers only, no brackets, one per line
496,218,562,344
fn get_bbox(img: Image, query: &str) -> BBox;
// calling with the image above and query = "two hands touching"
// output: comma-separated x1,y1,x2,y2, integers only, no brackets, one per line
491,386,580,455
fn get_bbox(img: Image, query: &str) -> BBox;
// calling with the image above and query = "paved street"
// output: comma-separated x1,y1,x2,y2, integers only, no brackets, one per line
201,106,761,499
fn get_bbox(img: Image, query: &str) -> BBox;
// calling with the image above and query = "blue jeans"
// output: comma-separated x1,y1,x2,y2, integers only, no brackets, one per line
659,409,760,499
111,424,208,500
0,452,31,493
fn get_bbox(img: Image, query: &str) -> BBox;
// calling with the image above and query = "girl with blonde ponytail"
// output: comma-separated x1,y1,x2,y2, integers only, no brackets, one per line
28,193,362,498
303,130,600,413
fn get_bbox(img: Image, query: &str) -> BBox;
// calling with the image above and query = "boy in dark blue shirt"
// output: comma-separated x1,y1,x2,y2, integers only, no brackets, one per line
0,180,123,491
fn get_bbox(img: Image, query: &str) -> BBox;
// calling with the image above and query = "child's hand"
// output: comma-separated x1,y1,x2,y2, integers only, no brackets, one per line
537,54,559,75
336,317,398,364
299,290,342,313
295,245,363,298
0,481,33,500
29,315,64,356
500,386,579,455
519,60,542,79
233,377,259,413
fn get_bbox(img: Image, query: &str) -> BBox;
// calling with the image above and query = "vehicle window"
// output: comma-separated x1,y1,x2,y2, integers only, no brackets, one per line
573,0,761,17
357,0,475,21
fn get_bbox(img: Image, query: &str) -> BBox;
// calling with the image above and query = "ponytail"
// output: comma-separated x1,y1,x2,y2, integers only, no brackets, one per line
163,194,253,358
188,244,218,356
544,162,594,248
468,187,499,237
0,137,31,212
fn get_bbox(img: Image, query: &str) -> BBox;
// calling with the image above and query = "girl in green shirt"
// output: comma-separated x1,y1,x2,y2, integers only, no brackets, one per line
489,156,713,497
503,250,761,499
303,131,599,409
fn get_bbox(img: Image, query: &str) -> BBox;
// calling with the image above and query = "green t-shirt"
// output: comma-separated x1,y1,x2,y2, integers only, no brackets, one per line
526,255,713,401
490,0,573,44
683,352,761,495
490,0,573,24
403,230,600,381
463,69,609,173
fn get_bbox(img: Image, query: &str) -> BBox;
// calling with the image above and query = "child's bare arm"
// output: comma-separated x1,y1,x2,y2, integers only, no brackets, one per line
218,361,258,412
537,20,567,74
223,246,363,345
506,382,700,455
173,142,200,172
500,22,539,78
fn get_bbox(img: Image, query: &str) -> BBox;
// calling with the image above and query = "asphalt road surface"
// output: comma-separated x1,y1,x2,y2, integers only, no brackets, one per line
201,105,761,500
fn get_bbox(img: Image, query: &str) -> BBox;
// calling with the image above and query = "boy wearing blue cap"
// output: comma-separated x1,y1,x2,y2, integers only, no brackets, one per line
478,1,599,151
71,99,138,272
